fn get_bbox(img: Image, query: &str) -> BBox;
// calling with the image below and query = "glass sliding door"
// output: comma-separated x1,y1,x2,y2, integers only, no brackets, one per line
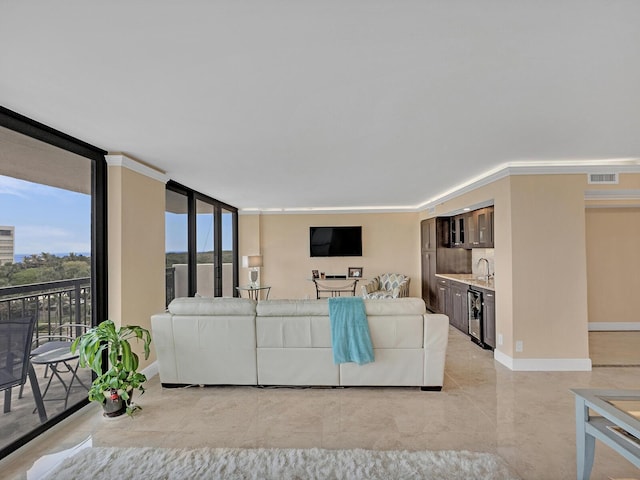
195,199,215,297
221,207,237,297
165,188,189,305
0,111,107,459
164,181,238,300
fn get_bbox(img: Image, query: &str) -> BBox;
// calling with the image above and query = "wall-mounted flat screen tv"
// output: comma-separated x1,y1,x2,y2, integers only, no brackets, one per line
310,226,362,257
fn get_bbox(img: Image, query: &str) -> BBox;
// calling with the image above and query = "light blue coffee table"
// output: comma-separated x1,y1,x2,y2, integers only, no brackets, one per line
571,388,640,479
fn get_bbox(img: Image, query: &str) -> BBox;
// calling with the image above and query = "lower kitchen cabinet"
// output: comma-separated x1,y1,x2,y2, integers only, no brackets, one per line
449,280,468,334
436,278,449,315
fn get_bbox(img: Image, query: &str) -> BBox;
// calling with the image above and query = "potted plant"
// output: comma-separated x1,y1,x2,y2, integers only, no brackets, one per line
71,320,152,417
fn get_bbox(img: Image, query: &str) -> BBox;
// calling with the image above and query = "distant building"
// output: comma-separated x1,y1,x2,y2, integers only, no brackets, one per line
0,226,15,265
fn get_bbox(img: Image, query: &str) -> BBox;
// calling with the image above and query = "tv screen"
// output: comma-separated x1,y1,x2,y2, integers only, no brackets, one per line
310,226,362,257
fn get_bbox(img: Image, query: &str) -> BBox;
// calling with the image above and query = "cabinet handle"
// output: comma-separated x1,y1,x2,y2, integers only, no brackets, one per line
473,242,479,245
486,294,494,297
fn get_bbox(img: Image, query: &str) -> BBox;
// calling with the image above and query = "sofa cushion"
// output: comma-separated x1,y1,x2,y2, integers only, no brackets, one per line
168,297,256,316
256,299,328,316
257,316,332,348
363,297,426,316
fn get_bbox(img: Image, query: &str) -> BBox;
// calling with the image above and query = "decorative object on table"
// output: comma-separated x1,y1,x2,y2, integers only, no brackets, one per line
361,273,410,299
347,267,363,278
242,255,263,286
311,269,319,279
45,446,521,480
71,320,151,417
320,272,325,279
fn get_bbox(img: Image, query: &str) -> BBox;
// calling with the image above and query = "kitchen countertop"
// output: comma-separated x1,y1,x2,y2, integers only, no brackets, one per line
435,273,495,291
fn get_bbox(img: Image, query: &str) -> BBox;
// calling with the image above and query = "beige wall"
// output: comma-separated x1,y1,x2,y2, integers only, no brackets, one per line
420,174,592,362
508,175,589,359
108,164,166,368
240,212,420,300
586,207,640,324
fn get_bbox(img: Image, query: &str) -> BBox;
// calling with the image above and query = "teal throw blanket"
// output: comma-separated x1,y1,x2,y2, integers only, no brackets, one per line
328,297,374,365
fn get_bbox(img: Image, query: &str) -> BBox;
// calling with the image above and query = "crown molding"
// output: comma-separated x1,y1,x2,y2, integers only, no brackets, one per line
418,160,640,212
239,206,419,215
240,160,640,215
106,154,169,184
584,189,640,201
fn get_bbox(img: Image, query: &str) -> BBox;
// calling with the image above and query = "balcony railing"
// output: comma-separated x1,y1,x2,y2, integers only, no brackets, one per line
0,277,91,340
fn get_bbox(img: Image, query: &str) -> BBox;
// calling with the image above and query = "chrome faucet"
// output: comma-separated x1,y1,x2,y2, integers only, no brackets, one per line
477,257,491,281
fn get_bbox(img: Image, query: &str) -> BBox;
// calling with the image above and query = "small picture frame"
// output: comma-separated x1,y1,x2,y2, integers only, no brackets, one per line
312,269,319,279
348,267,363,278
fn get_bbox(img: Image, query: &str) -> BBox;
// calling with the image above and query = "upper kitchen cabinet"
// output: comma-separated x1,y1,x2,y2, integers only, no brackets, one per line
422,217,437,251
473,207,494,248
449,206,494,249
450,215,466,247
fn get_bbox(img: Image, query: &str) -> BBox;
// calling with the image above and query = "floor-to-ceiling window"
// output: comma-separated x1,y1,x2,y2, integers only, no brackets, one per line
165,182,238,304
221,207,237,297
196,198,215,297
0,108,107,459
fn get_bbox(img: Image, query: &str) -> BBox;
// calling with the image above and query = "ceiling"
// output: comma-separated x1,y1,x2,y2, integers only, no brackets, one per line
2,1,640,212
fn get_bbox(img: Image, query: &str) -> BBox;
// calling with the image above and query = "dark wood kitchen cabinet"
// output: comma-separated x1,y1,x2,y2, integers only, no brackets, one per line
474,207,494,248
436,278,449,315
450,215,466,247
421,249,437,310
422,218,464,312
421,218,437,311
421,216,472,314
450,280,468,334
422,217,437,251
449,206,494,249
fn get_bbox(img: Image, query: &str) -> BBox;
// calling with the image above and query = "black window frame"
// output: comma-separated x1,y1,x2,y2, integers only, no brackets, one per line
166,180,239,298
0,106,108,459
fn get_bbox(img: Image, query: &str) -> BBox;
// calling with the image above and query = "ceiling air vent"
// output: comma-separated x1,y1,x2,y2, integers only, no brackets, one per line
588,173,618,184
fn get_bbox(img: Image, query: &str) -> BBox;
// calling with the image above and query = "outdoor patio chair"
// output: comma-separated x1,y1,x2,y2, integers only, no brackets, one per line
0,315,37,414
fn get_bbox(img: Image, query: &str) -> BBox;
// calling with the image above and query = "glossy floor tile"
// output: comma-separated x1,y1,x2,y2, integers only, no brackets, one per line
589,331,640,366
1,328,639,479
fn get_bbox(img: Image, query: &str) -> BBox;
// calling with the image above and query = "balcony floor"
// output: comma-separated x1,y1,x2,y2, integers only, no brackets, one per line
1,363,92,449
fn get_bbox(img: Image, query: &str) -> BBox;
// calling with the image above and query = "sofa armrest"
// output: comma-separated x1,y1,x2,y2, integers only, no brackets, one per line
150,313,179,383
361,278,379,296
423,313,449,388
398,278,410,297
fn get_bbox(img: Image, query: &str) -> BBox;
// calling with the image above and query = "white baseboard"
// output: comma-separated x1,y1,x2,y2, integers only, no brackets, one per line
494,350,592,371
589,322,640,331
141,361,158,379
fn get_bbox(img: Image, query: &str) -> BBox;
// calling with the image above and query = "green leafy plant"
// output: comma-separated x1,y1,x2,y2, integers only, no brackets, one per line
71,320,151,416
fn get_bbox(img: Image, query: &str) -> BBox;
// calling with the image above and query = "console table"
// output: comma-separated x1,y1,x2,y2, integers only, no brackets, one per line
311,278,362,299
571,388,640,479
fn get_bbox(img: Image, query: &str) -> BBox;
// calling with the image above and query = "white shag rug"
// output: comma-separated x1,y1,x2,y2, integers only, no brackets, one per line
44,446,520,480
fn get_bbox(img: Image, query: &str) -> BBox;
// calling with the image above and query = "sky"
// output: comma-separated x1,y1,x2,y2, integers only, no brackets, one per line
1,175,234,256
0,175,91,254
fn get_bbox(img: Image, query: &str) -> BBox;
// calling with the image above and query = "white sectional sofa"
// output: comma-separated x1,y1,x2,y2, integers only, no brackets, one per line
151,297,449,391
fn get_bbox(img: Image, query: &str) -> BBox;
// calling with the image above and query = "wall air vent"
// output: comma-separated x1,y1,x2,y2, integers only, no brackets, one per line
588,173,618,184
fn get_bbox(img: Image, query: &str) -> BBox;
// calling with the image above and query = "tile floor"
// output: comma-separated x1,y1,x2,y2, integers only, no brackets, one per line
2,328,639,480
